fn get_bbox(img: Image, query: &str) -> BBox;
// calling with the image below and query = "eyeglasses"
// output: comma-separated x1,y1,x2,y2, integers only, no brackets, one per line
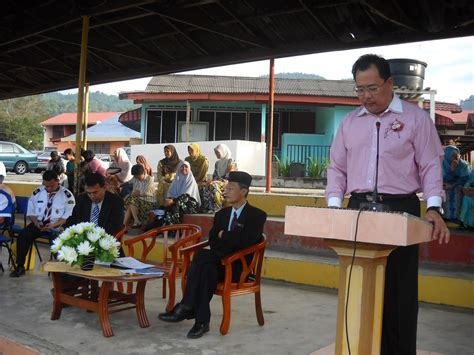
353,80,387,96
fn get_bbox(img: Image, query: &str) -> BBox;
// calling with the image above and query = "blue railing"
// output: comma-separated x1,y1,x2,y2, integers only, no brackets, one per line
285,144,330,175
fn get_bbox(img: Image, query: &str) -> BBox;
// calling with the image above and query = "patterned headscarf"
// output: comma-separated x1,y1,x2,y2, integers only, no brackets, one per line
160,145,181,175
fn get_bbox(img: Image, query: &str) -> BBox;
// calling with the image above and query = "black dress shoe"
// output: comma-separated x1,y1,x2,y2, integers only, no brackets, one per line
187,322,209,339
158,303,194,322
10,267,25,278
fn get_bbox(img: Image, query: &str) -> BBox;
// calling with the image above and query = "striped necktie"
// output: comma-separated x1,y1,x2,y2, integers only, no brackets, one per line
42,191,57,224
91,203,100,226
230,211,238,231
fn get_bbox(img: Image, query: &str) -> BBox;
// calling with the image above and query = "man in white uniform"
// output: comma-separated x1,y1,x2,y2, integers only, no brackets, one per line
10,170,75,277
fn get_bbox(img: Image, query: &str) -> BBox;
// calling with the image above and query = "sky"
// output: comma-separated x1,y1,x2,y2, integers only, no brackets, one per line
79,36,473,104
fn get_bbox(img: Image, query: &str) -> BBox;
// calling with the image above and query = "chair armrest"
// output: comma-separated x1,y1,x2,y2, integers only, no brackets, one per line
180,240,209,255
168,231,202,253
221,240,266,265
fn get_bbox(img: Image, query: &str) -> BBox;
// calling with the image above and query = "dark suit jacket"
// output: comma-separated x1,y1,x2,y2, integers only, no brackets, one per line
65,191,124,236
209,203,267,259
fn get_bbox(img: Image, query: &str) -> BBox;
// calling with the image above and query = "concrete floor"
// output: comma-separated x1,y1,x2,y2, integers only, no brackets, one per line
0,250,473,355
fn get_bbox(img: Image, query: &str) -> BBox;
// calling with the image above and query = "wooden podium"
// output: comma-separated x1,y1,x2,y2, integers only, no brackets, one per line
284,206,433,355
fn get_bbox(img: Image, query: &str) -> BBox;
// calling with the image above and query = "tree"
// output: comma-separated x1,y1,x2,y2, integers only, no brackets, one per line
0,95,46,150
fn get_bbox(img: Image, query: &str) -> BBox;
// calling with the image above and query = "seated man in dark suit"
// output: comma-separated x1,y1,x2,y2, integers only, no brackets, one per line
159,171,267,339
64,173,124,236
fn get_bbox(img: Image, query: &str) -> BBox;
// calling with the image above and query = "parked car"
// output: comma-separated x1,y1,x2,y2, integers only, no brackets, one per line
35,151,51,172
0,141,39,174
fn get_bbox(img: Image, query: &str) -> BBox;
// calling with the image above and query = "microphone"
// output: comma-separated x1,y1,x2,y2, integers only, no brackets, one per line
360,121,391,212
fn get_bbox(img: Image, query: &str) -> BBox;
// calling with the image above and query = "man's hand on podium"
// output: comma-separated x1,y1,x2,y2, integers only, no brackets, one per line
425,210,450,244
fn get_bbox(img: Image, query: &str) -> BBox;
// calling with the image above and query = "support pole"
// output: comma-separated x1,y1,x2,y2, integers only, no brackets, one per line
185,100,191,142
74,15,90,195
82,82,90,149
265,57,275,193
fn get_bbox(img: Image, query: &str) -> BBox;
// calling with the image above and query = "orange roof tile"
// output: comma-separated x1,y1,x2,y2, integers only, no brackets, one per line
41,112,120,126
435,110,474,124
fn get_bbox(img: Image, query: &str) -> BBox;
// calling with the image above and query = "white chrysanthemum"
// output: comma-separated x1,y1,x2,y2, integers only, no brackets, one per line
110,245,120,258
87,231,101,243
99,235,116,250
95,226,106,235
70,224,84,235
77,241,94,256
50,238,63,253
57,246,78,264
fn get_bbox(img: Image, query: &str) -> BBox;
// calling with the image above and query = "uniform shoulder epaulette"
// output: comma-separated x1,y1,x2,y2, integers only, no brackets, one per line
64,189,72,198
32,187,42,196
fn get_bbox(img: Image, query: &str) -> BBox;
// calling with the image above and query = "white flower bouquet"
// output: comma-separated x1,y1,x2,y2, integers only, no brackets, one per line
51,222,120,267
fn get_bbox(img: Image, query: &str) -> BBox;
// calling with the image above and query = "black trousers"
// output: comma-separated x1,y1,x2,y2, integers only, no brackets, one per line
181,248,226,323
16,223,44,267
348,194,420,355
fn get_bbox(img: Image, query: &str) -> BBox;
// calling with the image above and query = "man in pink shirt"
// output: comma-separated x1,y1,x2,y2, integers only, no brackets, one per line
326,54,449,355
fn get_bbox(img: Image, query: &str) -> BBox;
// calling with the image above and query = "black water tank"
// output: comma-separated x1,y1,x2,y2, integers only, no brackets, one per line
387,59,427,90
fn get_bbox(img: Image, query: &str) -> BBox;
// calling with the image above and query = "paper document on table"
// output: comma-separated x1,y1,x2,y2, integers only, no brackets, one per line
112,257,155,269
120,268,164,276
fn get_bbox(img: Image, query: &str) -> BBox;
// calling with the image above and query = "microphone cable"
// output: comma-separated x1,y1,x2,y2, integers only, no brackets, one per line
345,208,363,355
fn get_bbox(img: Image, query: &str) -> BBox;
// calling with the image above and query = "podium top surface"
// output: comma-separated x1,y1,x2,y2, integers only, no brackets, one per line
284,206,433,246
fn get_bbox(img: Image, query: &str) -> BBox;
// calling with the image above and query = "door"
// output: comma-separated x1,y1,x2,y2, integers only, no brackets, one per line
0,143,16,169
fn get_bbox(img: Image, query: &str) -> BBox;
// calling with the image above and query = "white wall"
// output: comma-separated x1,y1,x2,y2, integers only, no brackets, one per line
43,126,54,149
131,140,266,176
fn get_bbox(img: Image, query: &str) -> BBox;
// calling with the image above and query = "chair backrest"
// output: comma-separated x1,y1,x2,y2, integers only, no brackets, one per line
123,224,202,262
0,190,14,216
0,189,15,228
15,196,29,226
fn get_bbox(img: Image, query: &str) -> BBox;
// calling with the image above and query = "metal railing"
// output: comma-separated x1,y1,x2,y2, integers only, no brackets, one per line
285,144,330,176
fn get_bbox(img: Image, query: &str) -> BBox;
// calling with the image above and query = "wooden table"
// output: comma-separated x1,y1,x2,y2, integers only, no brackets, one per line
48,267,162,337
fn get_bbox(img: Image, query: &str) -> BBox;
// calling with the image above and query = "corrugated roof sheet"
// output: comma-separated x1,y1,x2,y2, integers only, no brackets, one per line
145,74,357,98
62,114,140,141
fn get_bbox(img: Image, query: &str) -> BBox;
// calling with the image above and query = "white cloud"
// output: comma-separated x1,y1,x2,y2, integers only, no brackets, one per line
66,36,474,104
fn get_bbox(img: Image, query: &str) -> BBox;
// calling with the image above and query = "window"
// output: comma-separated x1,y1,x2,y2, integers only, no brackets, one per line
215,112,231,140
88,143,110,154
248,113,262,142
145,109,187,143
0,143,14,153
199,110,248,141
52,126,64,138
231,112,246,140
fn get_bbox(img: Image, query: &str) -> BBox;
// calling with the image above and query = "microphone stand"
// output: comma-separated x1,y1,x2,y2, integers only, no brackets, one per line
360,121,391,212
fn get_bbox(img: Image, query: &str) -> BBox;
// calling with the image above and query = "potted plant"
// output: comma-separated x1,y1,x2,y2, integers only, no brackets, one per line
51,222,120,270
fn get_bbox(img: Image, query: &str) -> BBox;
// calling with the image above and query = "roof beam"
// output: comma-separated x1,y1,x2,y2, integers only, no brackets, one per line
37,34,165,66
0,58,76,77
361,1,418,32
138,5,270,49
299,0,338,40
217,1,258,37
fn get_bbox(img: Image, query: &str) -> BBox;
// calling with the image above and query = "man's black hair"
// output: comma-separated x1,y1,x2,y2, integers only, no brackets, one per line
84,173,106,187
131,164,145,176
82,150,95,162
43,170,59,181
352,54,391,81
63,148,74,156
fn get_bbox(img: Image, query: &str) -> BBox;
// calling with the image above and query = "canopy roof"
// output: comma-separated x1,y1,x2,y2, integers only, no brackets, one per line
1,0,473,100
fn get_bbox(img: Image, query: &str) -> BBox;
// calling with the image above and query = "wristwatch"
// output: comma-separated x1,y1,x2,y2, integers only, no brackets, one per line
426,206,444,216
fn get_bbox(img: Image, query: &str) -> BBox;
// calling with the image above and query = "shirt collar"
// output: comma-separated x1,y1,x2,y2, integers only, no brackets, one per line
356,94,403,117
232,202,247,218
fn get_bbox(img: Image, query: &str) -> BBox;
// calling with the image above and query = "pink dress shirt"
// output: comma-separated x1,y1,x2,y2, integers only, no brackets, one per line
325,95,444,208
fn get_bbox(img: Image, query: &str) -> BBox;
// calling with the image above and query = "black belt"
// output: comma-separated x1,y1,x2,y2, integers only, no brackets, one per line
351,192,417,202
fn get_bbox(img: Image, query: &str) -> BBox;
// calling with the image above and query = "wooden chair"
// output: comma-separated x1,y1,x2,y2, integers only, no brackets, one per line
122,224,202,311
181,235,267,335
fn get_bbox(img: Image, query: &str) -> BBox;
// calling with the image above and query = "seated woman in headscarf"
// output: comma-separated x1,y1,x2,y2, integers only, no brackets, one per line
212,143,235,180
442,145,470,222
124,164,156,228
200,144,238,213
136,155,153,176
459,169,474,230
156,145,181,206
185,143,209,184
82,150,107,177
108,148,133,197
145,161,200,230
